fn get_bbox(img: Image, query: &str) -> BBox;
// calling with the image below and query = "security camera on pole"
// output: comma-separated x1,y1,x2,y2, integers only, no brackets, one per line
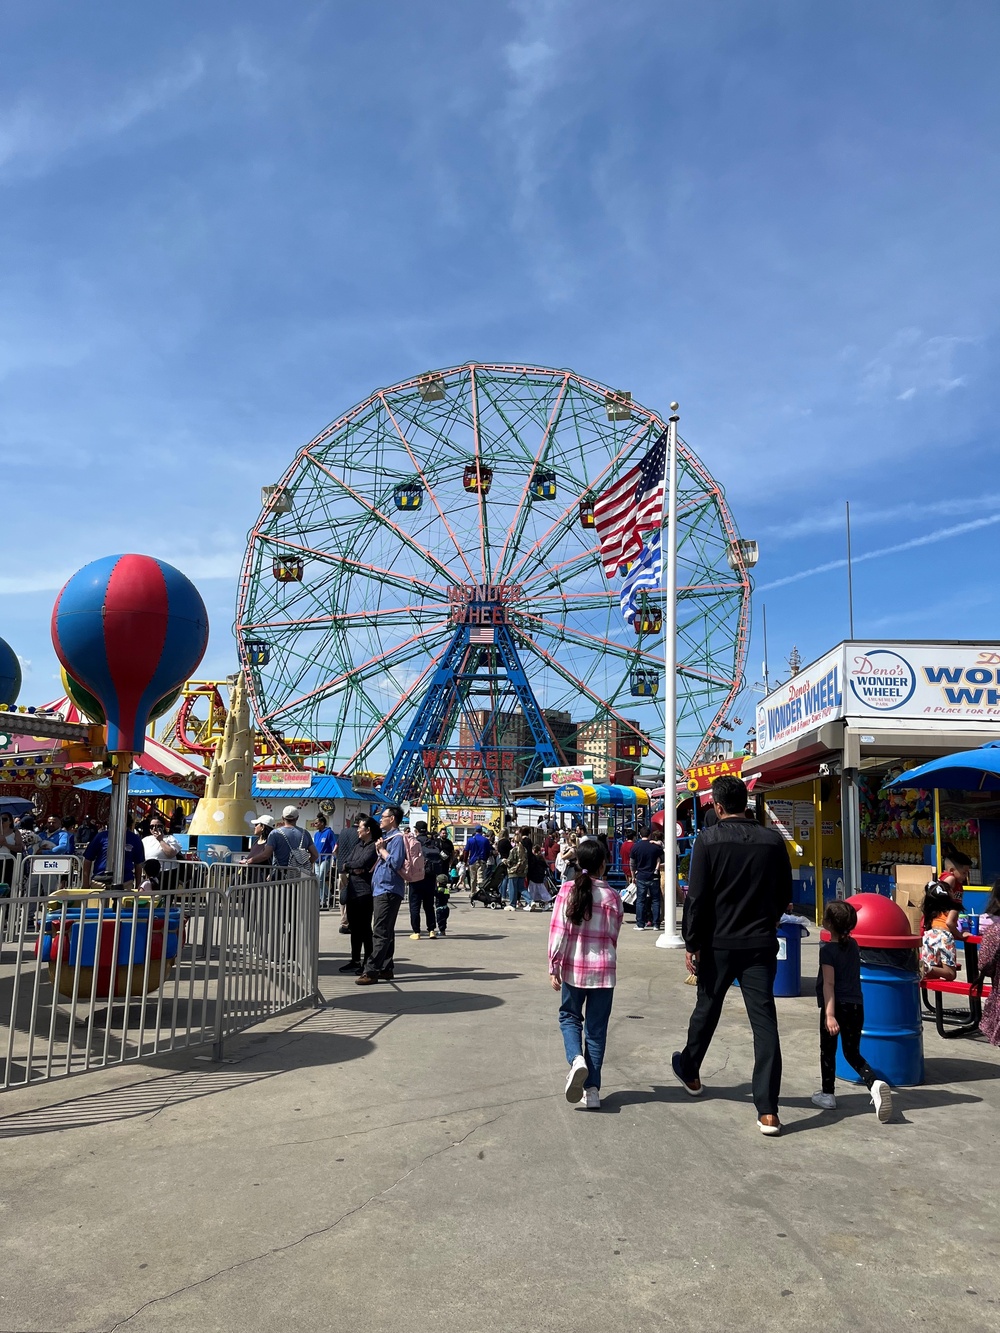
656,404,684,950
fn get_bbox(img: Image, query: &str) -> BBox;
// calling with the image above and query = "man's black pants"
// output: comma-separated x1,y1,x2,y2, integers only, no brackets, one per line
678,945,782,1117
365,892,402,977
819,1002,875,1094
409,878,436,933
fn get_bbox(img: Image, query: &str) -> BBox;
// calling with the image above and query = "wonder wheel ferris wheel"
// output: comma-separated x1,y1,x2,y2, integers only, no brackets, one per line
235,363,752,805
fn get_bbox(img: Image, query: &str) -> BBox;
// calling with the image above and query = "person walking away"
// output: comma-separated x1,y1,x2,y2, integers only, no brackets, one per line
357,805,406,985
464,825,491,897
340,815,377,974
503,833,528,911
312,813,337,910
549,838,623,1111
410,820,444,938
496,828,512,907
811,900,893,1121
526,840,551,909
672,774,791,1136
266,806,318,878
630,828,664,931
435,874,452,936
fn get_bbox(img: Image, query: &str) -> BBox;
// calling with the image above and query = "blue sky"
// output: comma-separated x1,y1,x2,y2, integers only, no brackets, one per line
2,1,998,741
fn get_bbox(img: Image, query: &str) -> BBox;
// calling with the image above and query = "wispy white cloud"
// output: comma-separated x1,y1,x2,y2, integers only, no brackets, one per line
0,54,206,177
761,492,1000,541
857,327,976,402
758,513,1000,591
0,541,242,597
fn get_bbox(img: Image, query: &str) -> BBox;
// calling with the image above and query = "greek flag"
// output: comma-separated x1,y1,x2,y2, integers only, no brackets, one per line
619,531,662,625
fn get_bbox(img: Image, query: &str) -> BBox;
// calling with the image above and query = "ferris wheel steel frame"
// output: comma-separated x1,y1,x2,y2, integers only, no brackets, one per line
235,363,753,797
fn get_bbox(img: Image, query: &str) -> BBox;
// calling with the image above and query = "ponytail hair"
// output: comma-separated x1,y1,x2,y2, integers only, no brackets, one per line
565,838,606,926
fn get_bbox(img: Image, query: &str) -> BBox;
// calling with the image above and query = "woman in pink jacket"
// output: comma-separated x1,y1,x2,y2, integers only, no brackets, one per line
548,838,623,1111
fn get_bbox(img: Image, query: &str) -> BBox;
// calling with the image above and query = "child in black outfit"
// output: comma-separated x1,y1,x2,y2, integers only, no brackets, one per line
811,900,894,1123
435,874,451,937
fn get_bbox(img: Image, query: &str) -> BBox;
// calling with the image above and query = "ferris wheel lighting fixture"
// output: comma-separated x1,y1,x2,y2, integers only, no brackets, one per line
727,538,759,571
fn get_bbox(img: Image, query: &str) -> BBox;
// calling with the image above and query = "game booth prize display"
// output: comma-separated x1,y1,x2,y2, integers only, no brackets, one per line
41,555,208,998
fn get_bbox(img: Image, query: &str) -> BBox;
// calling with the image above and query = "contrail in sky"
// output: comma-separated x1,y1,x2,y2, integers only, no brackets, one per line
757,513,1000,592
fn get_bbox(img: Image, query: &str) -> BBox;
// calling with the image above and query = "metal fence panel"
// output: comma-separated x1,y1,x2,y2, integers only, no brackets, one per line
0,873,319,1091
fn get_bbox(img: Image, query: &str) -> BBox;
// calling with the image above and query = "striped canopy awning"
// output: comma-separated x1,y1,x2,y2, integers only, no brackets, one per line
554,783,650,811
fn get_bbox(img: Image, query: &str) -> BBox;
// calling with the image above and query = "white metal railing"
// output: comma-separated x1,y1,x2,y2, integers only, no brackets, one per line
0,869,319,1091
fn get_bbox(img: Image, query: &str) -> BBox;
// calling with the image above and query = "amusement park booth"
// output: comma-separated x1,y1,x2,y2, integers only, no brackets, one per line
751,640,1000,919
251,772,373,834
553,781,649,834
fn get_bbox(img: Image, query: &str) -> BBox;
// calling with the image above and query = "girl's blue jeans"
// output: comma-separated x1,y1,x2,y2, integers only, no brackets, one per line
558,983,615,1090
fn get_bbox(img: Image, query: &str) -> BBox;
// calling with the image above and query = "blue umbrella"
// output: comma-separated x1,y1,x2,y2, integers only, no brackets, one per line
0,796,34,817
75,770,194,800
885,741,1000,872
515,797,546,808
886,742,1000,793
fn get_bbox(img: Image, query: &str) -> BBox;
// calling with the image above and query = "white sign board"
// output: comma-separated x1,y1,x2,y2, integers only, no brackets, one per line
756,642,1000,754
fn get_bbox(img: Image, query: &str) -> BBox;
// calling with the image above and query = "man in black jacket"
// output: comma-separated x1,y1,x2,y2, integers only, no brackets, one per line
672,775,792,1136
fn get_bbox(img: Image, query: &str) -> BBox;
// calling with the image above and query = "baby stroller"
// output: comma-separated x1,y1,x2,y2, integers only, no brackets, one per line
470,861,506,909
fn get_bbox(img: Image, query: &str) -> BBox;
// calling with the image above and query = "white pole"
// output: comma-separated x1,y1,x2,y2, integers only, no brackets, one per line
657,403,684,949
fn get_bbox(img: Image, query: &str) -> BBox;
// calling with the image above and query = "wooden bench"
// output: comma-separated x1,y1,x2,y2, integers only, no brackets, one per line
921,977,993,1038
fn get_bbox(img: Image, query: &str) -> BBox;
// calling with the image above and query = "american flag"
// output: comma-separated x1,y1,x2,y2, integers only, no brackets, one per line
469,626,495,644
592,429,667,578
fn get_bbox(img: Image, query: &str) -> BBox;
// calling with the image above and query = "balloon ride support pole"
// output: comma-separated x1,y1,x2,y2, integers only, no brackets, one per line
934,788,943,874
657,403,684,952
107,755,130,885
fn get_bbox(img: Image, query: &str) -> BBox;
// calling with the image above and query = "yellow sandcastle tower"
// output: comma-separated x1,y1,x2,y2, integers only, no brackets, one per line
187,672,260,837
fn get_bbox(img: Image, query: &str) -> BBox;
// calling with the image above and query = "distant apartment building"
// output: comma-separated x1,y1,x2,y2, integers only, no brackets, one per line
574,716,644,781
457,707,576,786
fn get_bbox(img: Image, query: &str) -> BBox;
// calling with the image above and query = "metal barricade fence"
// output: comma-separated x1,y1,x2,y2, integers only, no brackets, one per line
0,870,319,1091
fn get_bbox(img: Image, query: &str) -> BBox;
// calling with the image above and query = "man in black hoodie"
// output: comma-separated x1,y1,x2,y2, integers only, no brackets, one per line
672,775,792,1136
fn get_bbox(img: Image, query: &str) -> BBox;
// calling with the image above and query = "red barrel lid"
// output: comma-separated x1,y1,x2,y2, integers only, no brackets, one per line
819,893,921,948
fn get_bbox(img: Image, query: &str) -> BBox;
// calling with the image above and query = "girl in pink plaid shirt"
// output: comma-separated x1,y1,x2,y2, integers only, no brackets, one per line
548,839,623,1111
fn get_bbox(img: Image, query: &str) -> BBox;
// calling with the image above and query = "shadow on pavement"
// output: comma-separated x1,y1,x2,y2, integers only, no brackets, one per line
333,988,504,1016
924,1055,1000,1083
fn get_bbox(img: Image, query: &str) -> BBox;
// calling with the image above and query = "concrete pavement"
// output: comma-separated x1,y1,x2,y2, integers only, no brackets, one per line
2,899,999,1333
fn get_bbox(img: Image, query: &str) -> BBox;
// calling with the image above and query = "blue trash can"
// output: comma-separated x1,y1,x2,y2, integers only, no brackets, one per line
831,894,924,1087
774,922,806,997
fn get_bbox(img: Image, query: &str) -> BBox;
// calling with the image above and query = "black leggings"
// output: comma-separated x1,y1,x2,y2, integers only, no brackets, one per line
820,1002,877,1093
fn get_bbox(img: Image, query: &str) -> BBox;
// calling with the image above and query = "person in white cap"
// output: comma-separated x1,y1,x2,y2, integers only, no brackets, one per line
266,806,318,876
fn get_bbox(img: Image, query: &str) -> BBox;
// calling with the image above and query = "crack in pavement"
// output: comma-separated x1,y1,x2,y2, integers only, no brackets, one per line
103,1112,502,1333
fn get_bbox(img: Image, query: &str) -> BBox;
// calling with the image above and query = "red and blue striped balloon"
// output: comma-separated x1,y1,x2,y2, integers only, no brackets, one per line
51,554,209,754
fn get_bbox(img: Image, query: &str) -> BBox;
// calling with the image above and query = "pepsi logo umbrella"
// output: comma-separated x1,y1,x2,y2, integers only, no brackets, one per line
74,769,195,800
886,741,1000,793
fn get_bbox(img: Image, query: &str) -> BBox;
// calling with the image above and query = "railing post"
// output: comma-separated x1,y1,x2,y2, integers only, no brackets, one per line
212,889,231,1062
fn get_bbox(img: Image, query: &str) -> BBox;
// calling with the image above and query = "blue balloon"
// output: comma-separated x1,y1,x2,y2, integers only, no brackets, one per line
0,638,21,706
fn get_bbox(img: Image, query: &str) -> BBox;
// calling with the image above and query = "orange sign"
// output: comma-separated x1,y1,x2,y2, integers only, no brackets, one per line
683,757,744,793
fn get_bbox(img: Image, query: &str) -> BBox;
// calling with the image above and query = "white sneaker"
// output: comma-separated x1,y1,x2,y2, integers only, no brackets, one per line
503,905,515,912
871,1080,893,1123
579,1086,600,1110
633,924,644,931
811,1091,837,1110
564,1055,588,1103
409,932,421,940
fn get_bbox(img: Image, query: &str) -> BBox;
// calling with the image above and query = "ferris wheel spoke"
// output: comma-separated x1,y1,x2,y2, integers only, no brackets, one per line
259,621,451,722
379,394,480,583
503,414,657,585
335,643,449,773
469,366,491,583
304,451,462,586
481,371,570,576
258,535,449,603
512,626,665,763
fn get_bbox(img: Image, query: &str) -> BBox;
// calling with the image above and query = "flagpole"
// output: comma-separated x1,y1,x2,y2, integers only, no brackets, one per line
657,403,684,950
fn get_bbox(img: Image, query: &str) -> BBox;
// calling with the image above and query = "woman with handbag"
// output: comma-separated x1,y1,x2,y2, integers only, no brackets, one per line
339,815,378,975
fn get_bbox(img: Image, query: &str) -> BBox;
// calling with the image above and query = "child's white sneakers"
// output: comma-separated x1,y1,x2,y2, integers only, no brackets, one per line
871,1080,893,1122
811,1091,837,1110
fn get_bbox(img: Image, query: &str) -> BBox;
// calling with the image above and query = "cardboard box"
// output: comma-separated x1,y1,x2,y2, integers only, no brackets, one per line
894,865,933,936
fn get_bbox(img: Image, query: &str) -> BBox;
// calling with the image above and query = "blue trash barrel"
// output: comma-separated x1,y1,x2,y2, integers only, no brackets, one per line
835,960,924,1086
828,894,924,1087
774,922,805,997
